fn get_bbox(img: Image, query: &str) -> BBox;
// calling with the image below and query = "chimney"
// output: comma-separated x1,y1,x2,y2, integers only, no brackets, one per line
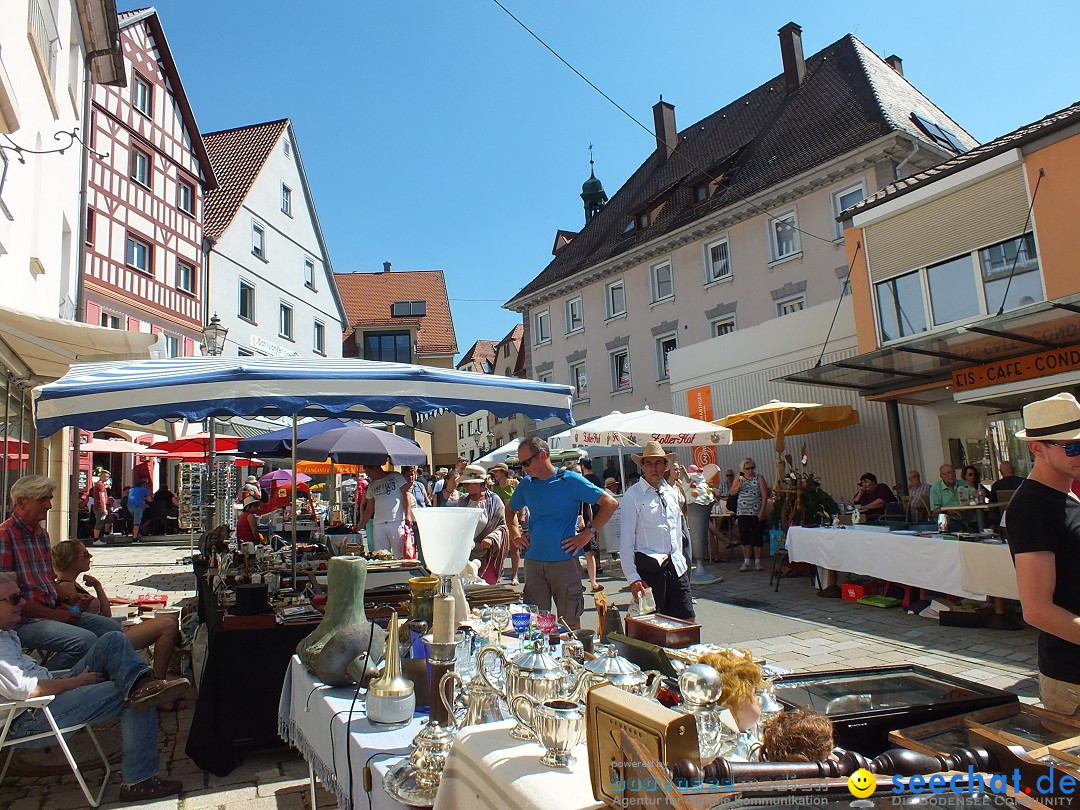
382,261,392,273
884,54,903,77
778,22,806,93
652,98,677,159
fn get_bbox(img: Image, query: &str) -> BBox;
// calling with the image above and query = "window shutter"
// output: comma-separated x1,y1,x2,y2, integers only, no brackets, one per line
84,301,101,326
127,317,141,331
183,338,195,357
151,324,162,335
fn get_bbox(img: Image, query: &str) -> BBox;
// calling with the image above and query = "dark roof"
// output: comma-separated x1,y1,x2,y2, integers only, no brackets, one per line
507,34,976,307
202,119,289,240
336,270,457,355
844,100,1080,218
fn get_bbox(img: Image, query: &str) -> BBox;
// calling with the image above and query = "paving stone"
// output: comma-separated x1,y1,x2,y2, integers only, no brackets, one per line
181,784,259,808
256,777,311,798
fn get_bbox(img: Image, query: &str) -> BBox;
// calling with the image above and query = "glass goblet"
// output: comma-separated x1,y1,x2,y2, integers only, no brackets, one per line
536,611,558,635
511,612,531,636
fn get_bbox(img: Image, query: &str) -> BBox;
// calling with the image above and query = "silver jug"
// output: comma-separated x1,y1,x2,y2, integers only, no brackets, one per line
439,670,506,729
581,644,663,699
510,696,587,768
477,643,590,740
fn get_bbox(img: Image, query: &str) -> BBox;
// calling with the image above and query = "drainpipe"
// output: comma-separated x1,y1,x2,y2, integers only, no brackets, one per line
894,141,920,180
1,379,9,517
73,49,112,323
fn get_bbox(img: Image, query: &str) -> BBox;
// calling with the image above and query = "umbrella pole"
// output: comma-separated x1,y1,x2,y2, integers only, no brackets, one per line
291,415,298,586
618,446,627,491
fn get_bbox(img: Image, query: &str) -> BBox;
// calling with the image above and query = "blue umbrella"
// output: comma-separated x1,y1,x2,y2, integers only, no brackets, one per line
236,417,402,457
295,426,427,467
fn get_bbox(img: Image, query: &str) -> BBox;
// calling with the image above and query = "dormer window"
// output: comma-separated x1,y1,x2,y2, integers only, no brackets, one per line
911,113,966,153
391,300,427,317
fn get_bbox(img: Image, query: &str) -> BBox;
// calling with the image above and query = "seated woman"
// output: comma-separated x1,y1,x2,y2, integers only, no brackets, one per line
52,540,180,683
455,465,508,584
960,465,992,503
851,472,897,520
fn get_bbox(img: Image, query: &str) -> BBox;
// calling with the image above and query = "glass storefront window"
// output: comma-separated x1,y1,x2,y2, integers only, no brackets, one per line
927,254,980,326
875,271,927,342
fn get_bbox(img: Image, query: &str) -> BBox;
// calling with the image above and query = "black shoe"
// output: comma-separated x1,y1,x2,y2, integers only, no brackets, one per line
118,776,182,801
817,584,842,598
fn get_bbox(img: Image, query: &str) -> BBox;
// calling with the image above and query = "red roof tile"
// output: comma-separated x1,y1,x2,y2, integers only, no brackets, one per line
458,340,498,373
202,119,288,241
336,269,457,356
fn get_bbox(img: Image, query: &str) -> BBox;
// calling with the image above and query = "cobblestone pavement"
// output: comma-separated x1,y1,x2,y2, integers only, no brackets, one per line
0,538,1039,808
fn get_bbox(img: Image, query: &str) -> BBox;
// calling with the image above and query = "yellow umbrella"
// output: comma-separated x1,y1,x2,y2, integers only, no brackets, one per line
715,400,859,494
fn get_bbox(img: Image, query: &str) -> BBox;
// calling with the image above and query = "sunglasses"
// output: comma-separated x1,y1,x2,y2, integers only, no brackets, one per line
519,453,537,468
744,466,755,471
0,593,23,606
1045,440,1080,457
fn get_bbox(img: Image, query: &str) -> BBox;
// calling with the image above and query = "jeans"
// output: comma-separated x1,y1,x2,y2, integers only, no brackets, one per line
16,613,123,670
8,632,159,785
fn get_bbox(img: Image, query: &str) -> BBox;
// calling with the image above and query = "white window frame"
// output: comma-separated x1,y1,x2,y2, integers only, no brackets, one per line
304,258,316,290
313,320,326,355
655,333,677,381
132,73,151,116
164,333,180,358
177,180,194,215
252,221,266,259
564,296,583,334
100,311,121,329
704,236,732,284
650,260,674,303
776,293,807,317
832,183,866,240
609,348,631,393
569,360,588,401
176,260,194,294
768,209,801,262
605,278,626,319
125,234,151,274
238,279,256,322
131,148,151,188
533,309,550,345
283,138,291,159
281,183,292,216
537,371,553,385
710,316,736,338
279,302,294,340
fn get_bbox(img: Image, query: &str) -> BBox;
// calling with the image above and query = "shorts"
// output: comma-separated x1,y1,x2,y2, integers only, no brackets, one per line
736,515,765,547
522,558,584,627
130,507,144,526
94,512,112,530
371,521,406,558
1039,672,1080,716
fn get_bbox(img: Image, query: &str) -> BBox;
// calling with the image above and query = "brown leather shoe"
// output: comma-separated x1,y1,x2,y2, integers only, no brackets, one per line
128,676,188,711
118,775,182,801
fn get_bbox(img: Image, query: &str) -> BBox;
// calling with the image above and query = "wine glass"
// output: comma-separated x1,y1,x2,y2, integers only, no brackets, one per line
511,612,531,636
536,611,558,635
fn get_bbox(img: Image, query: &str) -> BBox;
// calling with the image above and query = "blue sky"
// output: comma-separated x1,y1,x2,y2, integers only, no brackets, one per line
149,1,1080,363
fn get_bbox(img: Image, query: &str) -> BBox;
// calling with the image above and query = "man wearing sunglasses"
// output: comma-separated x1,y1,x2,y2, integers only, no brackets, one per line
1007,392,1080,716
507,437,617,629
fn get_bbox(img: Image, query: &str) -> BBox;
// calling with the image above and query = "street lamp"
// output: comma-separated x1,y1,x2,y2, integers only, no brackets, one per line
201,314,228,528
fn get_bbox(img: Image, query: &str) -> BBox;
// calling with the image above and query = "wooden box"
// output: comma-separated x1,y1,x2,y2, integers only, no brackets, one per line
624,613,701,649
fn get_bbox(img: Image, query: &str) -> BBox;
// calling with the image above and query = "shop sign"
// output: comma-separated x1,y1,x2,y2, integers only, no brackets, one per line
686,386,713,422
952,344,1080,392
693,445,717,468
250,335,296,357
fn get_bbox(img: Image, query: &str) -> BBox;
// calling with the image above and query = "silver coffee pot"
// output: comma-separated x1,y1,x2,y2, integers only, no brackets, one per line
581,644,663,698
439,670,507,729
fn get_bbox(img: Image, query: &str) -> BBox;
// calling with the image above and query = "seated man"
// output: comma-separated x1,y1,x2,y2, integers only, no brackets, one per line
929,463,964,529
0,476,121,669
0,572,186,800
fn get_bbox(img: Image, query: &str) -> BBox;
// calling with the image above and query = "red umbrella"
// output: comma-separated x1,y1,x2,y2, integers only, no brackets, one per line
150,432,241,454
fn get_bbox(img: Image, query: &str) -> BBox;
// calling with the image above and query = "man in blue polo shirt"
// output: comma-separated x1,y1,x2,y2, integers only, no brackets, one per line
507,437,617,629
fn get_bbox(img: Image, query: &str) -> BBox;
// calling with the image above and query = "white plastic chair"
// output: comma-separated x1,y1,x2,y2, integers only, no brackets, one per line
0,695,111,806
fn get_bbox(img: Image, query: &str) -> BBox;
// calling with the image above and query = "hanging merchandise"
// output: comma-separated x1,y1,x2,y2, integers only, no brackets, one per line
179,463,206,532
212,458,238,531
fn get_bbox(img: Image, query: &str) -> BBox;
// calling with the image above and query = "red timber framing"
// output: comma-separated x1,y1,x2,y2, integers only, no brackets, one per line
81,10,216,355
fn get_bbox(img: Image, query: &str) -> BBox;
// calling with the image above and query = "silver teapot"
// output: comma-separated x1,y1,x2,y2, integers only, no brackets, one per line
477,643,590,740
582,644,663,699
439,670,506,729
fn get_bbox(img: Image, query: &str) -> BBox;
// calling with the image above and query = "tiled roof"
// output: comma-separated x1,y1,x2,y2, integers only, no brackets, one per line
202,119,288,241
336,270,457,356
507,33,976,307
117,8,152,22
844,100,1080,217
458,340,498,373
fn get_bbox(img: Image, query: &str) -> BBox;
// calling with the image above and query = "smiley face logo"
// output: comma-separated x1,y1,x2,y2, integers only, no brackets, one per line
847,768,876,798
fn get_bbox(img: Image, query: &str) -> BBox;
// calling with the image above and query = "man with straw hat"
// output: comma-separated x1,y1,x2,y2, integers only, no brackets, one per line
619,441,694,620
1008,392,1080,714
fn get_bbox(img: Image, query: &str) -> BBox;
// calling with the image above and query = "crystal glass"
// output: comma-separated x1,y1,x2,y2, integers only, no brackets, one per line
536,611,558,635
490,605,510,632
511,612,531,635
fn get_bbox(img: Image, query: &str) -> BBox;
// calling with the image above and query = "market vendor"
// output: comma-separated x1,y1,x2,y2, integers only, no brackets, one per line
851,472,897,520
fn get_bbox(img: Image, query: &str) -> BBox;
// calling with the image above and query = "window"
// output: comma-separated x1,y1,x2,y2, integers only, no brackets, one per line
283,139,291,159
832,184,865,239
656,334,677,380
569,361,588,400
875,271,927,341
610,349,631,392
304,258,316,290
980,233,1042,313
565,296,583,333
281,184,292,216
84,207,94,245
279,302,294,339
650,261,674,302
177,180,194,215
237,347,255,357
363,330,411,364
533,309,550,345
705,237,731,283
100,311,120,329
692,183,709,204
927,254,979,326
132,73,152,116
503,344,510,358
459,424,464,440
313,320,325,355
537,371,553,385
911,113,966,153
125,234,151,273
391,300,427,317
164,334,179,358
605,279,626,318
776,294,806,317
131,148,151,187
769,211,800,261
710,316,736,337
176,261,194,294
239,280,256,322
252,222,265,258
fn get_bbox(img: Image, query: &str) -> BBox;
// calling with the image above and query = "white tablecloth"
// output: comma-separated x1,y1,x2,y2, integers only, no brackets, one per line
785,527,1015,600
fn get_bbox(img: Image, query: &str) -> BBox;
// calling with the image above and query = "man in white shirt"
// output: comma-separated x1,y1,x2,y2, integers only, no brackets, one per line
0,572,186,800
359,465,410,557
619,441,694,619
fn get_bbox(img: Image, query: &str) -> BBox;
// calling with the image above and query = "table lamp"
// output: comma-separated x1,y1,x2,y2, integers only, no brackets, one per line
385,507,482,808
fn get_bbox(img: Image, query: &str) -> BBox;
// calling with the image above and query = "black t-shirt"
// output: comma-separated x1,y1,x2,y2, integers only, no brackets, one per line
1006,479,1080,682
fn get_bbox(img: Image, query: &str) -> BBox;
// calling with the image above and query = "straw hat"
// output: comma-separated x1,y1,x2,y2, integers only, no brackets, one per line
604,477,619,488
489,462,509,474
1016,392,1080,441
243,496,260,509
245,475,258,484
631,440,677,467
458,464,489,485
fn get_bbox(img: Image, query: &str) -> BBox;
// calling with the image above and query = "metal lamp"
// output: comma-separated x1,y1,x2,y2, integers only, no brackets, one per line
200,313,228,528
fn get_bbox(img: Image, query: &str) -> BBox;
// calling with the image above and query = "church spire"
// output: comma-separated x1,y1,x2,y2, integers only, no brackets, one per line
580,144,607,225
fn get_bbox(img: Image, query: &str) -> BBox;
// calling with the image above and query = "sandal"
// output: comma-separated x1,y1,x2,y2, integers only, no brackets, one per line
591,584,605,592
510,578,519,586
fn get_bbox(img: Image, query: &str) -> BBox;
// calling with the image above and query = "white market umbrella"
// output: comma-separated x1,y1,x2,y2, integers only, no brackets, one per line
80,438,166,455
559,407,732,449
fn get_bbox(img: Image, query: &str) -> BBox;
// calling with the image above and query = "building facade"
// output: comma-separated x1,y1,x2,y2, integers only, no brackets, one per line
81,7,214,357
489,323,531,449
455,339,497,462
203,119,345,358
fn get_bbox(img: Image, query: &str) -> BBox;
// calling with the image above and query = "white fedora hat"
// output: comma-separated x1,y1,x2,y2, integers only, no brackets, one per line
1016,392,1080,441
631,440,677,467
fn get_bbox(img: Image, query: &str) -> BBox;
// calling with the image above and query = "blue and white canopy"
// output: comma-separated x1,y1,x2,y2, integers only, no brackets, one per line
33,356,574,437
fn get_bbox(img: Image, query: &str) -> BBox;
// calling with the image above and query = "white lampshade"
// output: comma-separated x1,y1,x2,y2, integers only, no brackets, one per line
413,507,483,575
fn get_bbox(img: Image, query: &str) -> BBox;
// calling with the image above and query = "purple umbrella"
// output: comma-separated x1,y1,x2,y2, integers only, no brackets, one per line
259,469,312,487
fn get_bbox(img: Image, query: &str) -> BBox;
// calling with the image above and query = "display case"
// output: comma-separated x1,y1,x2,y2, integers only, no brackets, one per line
773,664,1018,755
